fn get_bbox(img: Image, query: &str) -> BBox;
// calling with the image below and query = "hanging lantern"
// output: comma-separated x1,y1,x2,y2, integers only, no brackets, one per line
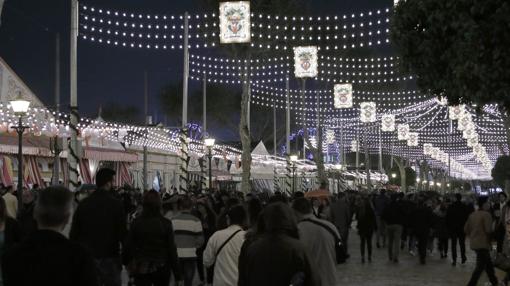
407,132,419,147
381,114,395,132
397,124,410,140
333,83,353,108
449,105,465,120
326,129,335,144
294,46,319,78
360,102,376,123
219,1,251,44
351,140,359,152
423,143,433,155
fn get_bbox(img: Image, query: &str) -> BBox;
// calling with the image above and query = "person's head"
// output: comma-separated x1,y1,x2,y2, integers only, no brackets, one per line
262,202,299,239
380,189,386,196
292,198,312,217
455,193,462,202
227,205,247,226
478,196,489,211
293,191,304,199
499,192,508,203
95,168,116,190
34,186,73,231
178,195,193,211
142,190,162,217
22,189,35,205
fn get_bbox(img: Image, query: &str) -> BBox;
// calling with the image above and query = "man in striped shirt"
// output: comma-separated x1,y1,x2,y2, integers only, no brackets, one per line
172,196,204,286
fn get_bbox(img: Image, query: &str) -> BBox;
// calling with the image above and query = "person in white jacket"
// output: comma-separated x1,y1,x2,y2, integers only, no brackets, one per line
203,205,246,286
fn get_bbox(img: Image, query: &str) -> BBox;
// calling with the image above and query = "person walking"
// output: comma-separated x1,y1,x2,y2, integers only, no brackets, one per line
123,190,182,286
447,193,471,266
434,201,449,259
465,196,500,286
70,168,127,286
18,189,37,238
2,186,98,286
373,189,390,248
0,197,21,286
330,192,351,257
413,198,434,265
293,198,338,286
171,196,204,286
382,193,404,263
203,205,246,286
2,186,16,219
356,196,377,263
238,202,319,286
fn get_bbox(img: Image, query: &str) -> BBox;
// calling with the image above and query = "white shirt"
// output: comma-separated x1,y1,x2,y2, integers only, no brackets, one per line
203,225,245,286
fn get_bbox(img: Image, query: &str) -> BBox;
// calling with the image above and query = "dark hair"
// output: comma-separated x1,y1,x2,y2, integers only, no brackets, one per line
34,186,72,228
227,205,247,226
293,191,305,199
292,198,312,215
178,195,193,210
248,198,263,226
95,168,116,188
141,190,162,217
262,202,299,239
455,193,462,201
478,196,488,208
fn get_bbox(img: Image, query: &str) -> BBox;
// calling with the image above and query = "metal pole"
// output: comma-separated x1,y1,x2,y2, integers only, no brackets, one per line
16,117,23,216
301,78,306,159
208,147,212,189
143,71,148,191
273,93,277,156
203,73,207,133
52,33,61,185
340,110,345,166
379,127,383,172
182,12,189,128
285,77,290,154
247,85,251,131
448,119,452,191
68,0,80,190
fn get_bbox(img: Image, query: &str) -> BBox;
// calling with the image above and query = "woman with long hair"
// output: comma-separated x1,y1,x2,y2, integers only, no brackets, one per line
238,202,319,286
123,190,182,286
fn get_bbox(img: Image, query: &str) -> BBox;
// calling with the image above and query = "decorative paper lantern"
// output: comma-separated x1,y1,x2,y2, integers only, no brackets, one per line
381,114,395,132
351,140,359,152
360,102,376,123
294,46,319,78
326,129,335,144
449,105,465,120
423,143,433,155
219,1,251,44
397,124,410,140
333,83,353,108
407,132,419,147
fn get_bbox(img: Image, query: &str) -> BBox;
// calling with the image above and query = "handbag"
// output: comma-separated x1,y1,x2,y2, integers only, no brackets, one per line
301,218,347,264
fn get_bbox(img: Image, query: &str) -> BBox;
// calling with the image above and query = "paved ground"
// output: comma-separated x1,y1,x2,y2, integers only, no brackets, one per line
335,230,503,286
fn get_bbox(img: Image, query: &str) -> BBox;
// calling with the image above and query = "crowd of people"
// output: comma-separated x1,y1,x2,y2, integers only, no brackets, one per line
0,170,509,286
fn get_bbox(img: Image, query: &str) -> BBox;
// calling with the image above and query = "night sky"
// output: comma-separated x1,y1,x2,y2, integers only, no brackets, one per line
0,0,389,135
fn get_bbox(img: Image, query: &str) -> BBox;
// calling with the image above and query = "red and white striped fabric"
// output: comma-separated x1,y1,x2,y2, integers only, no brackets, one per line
60,158,69,187
0,156,13,186
114,162,132,188
24,156,45,187
79,159,93,184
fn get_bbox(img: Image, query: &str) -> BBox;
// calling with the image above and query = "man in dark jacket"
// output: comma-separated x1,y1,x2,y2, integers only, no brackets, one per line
2,186,98,286
446,193,471,265
70,168,126,286
382,193,404,263
412,198,434,264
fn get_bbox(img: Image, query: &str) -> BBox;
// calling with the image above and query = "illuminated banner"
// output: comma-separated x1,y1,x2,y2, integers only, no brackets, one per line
360,102,376,123
407,132,419,147
397,124,410,140
333,83,353,108
449,105,465,120
381,114,395,132
423,143,433,155
219,1,251,44
294,46,318,78
326,129,335,144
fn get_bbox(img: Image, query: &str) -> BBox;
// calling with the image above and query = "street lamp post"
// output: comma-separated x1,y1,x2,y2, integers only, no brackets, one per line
10,94,30,217
204,138,215,190
290,155,298,193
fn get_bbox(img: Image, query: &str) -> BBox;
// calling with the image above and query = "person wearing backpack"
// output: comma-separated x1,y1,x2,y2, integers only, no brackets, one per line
203,205,246,286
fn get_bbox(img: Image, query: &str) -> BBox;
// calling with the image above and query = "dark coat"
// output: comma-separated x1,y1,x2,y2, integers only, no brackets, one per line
3,217,22,249
70,189,127,258
18,202,37,238
357,204,377,236
238,234,320,286
382,201,404,226
446,201,471,235
123,215,181,280
2,230,98,286
412,205,434,236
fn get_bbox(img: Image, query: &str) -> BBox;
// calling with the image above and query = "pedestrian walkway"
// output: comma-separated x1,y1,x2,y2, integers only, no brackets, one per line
335,230,502,286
